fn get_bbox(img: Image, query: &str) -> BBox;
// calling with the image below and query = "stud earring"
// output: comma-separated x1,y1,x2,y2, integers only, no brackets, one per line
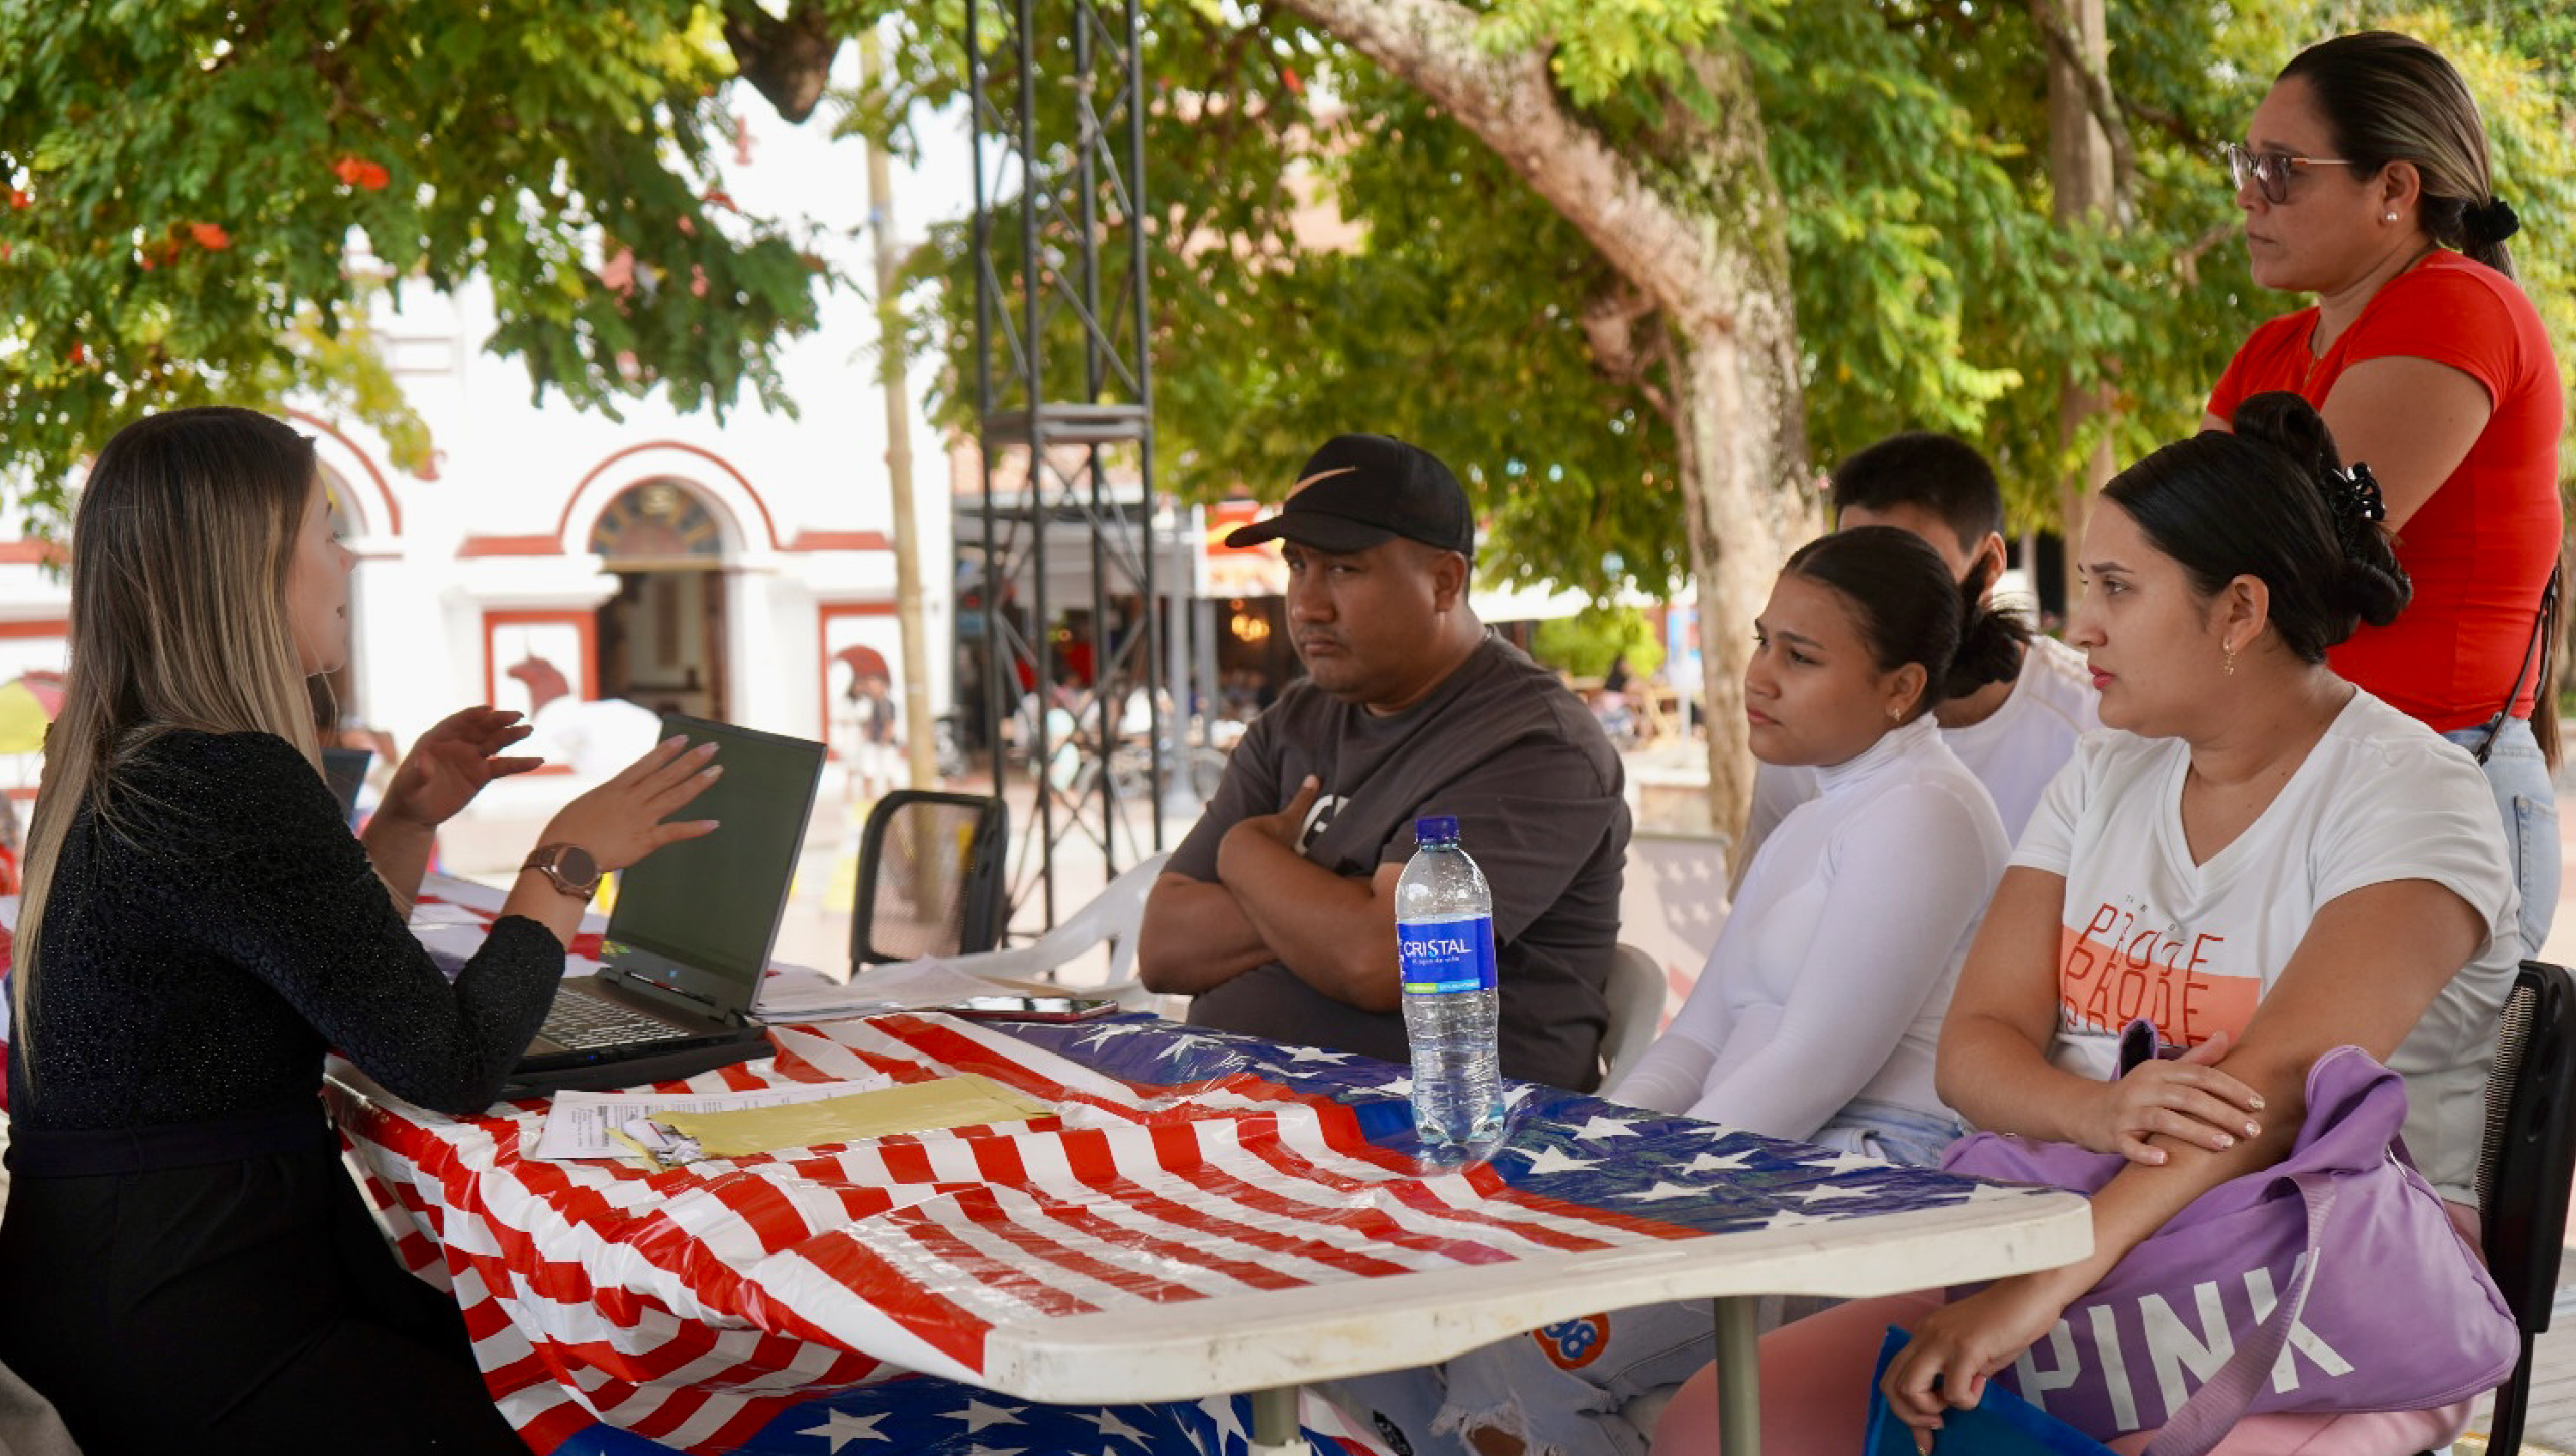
2383,211,2399,223
1887,705,1903,721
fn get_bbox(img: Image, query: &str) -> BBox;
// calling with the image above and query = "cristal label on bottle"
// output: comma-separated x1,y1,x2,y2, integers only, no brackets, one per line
1398,917,1498,995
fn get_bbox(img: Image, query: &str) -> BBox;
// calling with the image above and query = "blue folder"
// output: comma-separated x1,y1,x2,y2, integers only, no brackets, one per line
1864,1327,2117,1456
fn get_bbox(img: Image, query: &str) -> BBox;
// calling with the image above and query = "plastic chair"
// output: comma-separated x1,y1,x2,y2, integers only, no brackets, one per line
1599,942,1668,1088
925,852,1174,1011
851,791,1009,972
2463,958,2576,1456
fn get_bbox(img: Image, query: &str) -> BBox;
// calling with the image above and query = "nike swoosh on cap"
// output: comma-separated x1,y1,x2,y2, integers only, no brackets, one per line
1286,466,1360,496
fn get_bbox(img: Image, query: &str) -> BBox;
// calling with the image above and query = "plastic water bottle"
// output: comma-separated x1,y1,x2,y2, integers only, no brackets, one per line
1397,815,1504,1152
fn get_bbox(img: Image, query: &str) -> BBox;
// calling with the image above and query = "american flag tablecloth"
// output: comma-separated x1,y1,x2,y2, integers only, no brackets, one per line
329,1011,2069,1455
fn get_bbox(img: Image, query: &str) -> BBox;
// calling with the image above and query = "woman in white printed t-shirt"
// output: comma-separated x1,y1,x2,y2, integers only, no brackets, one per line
1654,391,2519,1456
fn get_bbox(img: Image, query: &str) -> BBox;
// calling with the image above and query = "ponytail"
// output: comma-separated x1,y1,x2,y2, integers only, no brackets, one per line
2231,393,2410,634
1940,557,2031,703
1784,526,2027,723
2105,392,2411,666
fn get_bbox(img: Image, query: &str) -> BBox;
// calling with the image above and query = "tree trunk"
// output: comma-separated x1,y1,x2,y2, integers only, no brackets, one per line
1271,0,1816,840
2044,0,2117,608
1671,318,1807,835
1662,52,1817,840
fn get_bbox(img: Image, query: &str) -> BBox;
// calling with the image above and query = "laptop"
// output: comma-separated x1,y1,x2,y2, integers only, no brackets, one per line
504,713,827,1094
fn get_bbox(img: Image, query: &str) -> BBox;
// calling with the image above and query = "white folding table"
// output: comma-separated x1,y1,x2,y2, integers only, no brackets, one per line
332,1007,2090,1456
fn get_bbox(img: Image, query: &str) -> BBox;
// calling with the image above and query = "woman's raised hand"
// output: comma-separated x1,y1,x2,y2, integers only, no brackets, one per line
537,735,722,872
2081,1028,2266,1165
376,706,541,830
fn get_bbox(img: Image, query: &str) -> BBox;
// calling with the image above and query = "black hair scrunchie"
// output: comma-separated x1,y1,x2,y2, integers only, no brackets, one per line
2463,196,2521,247
2326,462,2387,526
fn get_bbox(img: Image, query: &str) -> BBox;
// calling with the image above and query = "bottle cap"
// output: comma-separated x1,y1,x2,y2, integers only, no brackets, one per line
1414,815,1459,843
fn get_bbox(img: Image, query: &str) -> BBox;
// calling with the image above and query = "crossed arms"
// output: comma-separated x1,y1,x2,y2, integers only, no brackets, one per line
1135,774,1406,1013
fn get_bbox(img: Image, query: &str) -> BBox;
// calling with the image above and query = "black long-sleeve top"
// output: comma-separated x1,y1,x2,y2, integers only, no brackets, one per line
6,730,563,1130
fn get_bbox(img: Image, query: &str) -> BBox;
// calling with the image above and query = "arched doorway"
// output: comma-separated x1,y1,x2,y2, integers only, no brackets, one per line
589,478,731,722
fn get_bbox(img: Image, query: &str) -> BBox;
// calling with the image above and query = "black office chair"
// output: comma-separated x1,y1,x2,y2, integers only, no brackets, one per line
850,790,1010,971
2467,959,2576,1456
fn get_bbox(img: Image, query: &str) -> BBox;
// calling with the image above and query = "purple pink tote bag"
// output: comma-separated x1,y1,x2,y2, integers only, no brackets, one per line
1940,1044,2516,1456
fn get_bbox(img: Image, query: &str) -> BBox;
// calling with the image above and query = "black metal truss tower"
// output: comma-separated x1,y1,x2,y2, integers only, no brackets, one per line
965,0,1176,928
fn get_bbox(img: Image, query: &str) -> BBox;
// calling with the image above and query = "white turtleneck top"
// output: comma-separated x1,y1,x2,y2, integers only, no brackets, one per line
1611,714,2010,1139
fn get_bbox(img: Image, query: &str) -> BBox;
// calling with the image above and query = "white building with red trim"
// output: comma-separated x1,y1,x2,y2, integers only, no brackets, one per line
0,93,963,858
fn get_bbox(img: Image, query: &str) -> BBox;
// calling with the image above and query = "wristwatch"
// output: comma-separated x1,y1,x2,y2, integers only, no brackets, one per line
520,842,603,902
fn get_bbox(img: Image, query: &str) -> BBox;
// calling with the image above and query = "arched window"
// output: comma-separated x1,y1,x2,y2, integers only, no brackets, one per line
588,479,725,565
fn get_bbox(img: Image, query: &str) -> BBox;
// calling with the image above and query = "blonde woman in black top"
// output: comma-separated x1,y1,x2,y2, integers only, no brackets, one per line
0,407,720,1452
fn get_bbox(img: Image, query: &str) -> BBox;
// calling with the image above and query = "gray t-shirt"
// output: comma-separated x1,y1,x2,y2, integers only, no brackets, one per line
1170,635,1628,1090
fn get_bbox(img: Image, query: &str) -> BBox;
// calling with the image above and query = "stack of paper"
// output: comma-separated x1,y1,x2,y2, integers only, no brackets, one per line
531,1075,1058,1168
532,1080,889,1161
749,958,1064,1023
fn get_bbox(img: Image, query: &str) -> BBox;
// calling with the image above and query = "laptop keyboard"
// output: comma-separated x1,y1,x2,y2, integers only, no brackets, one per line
540,992,694,1051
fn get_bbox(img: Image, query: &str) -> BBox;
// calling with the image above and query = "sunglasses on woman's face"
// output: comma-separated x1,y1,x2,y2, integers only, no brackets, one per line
2225,143,2357,205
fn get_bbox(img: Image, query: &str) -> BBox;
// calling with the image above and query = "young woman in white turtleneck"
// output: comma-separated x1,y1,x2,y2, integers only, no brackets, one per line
1613,527,2022,1165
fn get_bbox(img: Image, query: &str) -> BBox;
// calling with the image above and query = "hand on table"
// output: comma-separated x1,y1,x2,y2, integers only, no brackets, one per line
1880,1275,2072,1452
2080,1028,2265,1166
376,707,540,830
538,735,723,872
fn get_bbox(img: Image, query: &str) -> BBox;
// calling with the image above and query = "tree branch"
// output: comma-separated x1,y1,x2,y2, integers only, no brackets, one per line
1580,278,1670,418
2172,220,2237,286
1267,0,1726,330
2124,97,2215,155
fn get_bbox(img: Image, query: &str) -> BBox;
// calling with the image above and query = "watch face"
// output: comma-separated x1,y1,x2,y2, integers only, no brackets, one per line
556,845,599,887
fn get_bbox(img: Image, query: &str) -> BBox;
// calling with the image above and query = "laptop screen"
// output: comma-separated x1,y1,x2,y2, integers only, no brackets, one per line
601,714,826,1007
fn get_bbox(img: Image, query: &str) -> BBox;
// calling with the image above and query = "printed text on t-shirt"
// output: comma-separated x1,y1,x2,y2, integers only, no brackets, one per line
2056,900,2257,1046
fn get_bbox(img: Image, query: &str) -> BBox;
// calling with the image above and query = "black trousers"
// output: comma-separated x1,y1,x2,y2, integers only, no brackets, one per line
0,1131,530,1454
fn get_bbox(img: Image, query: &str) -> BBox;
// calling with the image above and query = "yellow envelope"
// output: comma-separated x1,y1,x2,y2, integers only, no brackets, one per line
651,1074,1054,1156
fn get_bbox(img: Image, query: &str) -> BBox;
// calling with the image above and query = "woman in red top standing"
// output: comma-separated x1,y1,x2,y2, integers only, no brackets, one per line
2206,30,2563,955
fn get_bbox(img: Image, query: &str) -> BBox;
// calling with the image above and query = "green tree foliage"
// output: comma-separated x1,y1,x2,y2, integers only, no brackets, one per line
901,0,2573,598
0,2,867,525
3,0,2567,576
892,1,1746,598
1530,605,1664,681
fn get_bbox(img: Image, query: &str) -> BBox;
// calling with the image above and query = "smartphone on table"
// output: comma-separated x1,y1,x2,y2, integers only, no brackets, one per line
943,994,1122,1023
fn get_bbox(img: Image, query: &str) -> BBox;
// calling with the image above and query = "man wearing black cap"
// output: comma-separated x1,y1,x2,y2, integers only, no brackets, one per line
1138,434,1629,1091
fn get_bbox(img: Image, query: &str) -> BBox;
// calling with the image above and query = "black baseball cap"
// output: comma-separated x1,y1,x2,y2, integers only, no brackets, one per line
1223,434,1475,558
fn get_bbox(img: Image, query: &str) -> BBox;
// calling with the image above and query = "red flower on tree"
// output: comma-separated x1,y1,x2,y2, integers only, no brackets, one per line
331,155,391,191
187,222,231,251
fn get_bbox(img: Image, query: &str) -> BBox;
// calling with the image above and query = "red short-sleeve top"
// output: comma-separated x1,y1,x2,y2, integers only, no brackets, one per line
2208,251,2564,730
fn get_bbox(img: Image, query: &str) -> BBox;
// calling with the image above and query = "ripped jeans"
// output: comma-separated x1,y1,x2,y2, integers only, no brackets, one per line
1321,1099,1963,1456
